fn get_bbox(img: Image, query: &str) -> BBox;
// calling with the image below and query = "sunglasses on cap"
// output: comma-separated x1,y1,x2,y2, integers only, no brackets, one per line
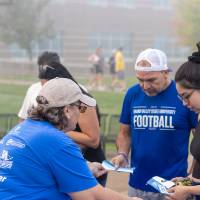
39,65,56,73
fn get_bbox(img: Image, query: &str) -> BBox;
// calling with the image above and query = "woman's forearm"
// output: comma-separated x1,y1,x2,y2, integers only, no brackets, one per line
186,185,200,196
67,130,100,148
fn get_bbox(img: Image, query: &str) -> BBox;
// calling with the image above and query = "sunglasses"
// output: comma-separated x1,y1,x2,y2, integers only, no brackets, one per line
39,65,56,73
71,102,87,113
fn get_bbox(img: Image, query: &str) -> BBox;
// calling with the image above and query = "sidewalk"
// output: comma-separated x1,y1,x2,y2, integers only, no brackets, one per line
106,171,129,194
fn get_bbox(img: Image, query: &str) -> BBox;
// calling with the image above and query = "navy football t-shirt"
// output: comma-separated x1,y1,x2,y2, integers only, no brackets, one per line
120,81,198,192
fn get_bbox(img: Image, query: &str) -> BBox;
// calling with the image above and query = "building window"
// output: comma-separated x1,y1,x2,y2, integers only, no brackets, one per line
114,0,135,8
154,37,190,58
88,0,135,8
153,0,172,9
89,32,133,58
88,0,108,7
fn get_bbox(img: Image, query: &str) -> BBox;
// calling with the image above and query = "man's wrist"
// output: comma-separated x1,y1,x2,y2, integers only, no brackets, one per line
117,152,129,163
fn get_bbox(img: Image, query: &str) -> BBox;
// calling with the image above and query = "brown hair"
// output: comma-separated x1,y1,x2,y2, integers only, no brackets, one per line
28,96,68,131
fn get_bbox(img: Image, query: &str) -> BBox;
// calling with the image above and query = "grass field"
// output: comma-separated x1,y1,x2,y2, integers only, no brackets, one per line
0,76,137,155
0,84,28,114
0,76,137,114
0,76,194,157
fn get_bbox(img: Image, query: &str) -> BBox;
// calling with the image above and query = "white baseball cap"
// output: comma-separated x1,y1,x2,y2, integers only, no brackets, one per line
135,48,171,72
39,78,96,108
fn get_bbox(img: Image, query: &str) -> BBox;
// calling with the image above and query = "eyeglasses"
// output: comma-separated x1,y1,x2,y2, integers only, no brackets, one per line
178,90,195,103
71,102,87,113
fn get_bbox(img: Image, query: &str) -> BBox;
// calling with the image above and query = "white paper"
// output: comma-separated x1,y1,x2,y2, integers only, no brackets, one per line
146,176,175,194
153,176,175,189
102,160,134,174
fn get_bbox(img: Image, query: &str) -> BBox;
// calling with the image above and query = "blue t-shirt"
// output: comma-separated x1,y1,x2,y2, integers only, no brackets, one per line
120,81,198,192
0,119,97,199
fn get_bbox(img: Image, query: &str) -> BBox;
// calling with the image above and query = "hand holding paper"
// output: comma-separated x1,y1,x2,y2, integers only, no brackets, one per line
146,176,175,194
102,160,134,174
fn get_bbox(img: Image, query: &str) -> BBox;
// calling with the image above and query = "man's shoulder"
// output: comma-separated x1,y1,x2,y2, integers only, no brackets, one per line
161,80,177,96
127,84,141,94
123,84,141,102
26,82,41,91
26,82,42,94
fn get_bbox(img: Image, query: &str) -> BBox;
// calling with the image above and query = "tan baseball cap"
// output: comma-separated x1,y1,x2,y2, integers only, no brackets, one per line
39,78,96,107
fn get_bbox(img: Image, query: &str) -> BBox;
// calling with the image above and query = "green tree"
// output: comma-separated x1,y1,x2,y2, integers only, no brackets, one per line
0,0,53,60
174,0,200,49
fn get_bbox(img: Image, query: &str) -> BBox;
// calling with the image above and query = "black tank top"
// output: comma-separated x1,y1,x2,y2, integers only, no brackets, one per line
74,105,107,184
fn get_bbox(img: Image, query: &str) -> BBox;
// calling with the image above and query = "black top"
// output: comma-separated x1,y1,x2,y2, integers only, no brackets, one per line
190,121,200,178
75,124,106,163
74,105,107,185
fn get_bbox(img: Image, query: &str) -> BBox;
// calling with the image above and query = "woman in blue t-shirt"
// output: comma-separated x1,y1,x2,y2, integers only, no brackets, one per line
0,78,141,200
167,43,200,200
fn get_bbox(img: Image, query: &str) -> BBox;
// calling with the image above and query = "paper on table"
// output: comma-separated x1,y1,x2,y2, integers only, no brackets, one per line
102,160,134,174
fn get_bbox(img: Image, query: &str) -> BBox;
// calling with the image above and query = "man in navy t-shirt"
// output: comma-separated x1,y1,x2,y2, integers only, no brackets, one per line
111,48,198,200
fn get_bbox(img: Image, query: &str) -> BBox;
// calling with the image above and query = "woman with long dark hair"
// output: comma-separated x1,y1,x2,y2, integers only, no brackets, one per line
166,43,200,200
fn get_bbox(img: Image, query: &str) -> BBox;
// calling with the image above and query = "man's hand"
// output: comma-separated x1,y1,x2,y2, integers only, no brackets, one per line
110,153,129,168
87,162,107,178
